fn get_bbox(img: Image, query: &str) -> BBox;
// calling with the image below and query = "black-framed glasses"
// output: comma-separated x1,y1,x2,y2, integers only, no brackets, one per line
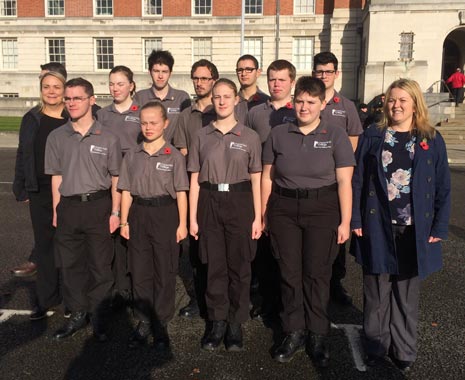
313,70,336,76
191,77,213,83
63,96,90,103
236,67,257,74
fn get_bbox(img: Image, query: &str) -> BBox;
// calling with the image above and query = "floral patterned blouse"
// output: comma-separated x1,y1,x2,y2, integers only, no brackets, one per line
382,127,415,225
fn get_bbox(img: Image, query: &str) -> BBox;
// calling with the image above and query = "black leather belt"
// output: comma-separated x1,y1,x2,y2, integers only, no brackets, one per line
273,183,337,199
133,195,175,207
63,189,110,202
200,181,251,192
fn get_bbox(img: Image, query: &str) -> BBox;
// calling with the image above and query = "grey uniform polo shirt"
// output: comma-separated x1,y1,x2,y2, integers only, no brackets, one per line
45,120,122,196
173,102,216,151
262,121,355,189
238,88,270,111
118,142,189,199
134,85,191,143
247,100,297,144
187,122,262,184
96,101,141,154
321,91,363,136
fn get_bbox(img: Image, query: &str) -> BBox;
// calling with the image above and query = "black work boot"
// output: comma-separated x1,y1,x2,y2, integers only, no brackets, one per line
153,322,170,352
179,298,200,319
128,320,151,349
309,334,330,368
225,322,243,352
201,320,227,351
272,330,307,363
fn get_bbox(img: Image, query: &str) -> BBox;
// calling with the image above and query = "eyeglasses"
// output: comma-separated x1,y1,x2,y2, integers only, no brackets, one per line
313,70,336,76
236,67,257,74
191,77,213,83
63,96,90,103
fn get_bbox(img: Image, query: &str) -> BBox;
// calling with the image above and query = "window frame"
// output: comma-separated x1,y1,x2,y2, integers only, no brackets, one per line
192,0,212,16
244,0,262,16
243,37,263,68
192,37,212,63
143,38,163,70
95,38,114,70
399,32,414,62
0,0,17,17
94,0,113,17
46,38,66,65
142,0,162,17
293,0,315,15
292,36,314,71
1,38,18,69
45,0,65,17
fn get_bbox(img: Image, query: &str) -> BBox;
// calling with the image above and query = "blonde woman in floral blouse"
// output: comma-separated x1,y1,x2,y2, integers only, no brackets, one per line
351,79,451,372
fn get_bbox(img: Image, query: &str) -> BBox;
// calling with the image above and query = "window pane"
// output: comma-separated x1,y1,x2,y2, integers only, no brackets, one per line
95,0,113,15
292,37,313,71
194,0,211,15
399,32,414,61
294,0,314,14
245,0,262,15
2,39,18,68
0,0,17,16
96,38,114,69
144,0,162,15
47,0,64,16
192,37,212,62
47,38,66,65
144,38,162,70
244,37,262,68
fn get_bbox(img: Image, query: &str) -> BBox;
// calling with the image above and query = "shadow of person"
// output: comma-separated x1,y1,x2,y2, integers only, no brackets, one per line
64,299,174,380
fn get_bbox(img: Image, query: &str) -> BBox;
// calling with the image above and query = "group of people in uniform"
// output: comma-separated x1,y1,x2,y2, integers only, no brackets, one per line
12,49,450,372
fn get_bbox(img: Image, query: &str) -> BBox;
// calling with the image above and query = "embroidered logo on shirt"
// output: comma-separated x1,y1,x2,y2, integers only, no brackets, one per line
156,162,174,172
313,141,332,149
230,142,248,152
332,109,346,118
124,116,140,123
90,145,108,155
167,107,180,114
283,116,296,123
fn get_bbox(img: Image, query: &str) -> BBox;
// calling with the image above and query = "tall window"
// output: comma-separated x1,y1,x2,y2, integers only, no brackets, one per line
193,0,211,15
47,38,66,65
294,0,314,14
95,38,114,70
144,38,162,70
46,0,64,16
143,0,162,16
244,37,262,68
399,32,414,61
0,0,16,16
2,39,17,69
292,37,313,71
192,37,212,62
95,0,113,16
245,0,262,15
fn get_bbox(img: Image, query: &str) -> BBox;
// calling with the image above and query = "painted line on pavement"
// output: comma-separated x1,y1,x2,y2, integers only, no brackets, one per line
0,309,54,323
332,323,367,372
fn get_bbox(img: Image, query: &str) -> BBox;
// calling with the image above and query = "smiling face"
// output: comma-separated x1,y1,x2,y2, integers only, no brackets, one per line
140,106,169,143
211,82,238,120
149,63,171,91
387,87,415,131
41,75,65,107
109,71,134,104
294,91,326,128
267,69,294,102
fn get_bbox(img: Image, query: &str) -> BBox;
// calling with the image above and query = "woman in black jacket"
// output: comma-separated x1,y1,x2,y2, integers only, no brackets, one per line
13,71,68,320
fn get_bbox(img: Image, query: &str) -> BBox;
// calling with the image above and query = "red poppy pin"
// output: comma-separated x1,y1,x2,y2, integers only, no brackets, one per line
419,138,429,150
94,130,101,135
164,147,171,154
253,94,260,102
285,102,293,109
333,96,340,103
130,105,139,111
321,129,327,134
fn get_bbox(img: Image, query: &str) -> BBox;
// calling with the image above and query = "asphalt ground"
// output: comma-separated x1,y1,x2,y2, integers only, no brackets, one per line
0,147,464,380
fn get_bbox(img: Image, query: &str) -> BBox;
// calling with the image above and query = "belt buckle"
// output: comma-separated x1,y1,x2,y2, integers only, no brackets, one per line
218,183,229,192
81,193,89,202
